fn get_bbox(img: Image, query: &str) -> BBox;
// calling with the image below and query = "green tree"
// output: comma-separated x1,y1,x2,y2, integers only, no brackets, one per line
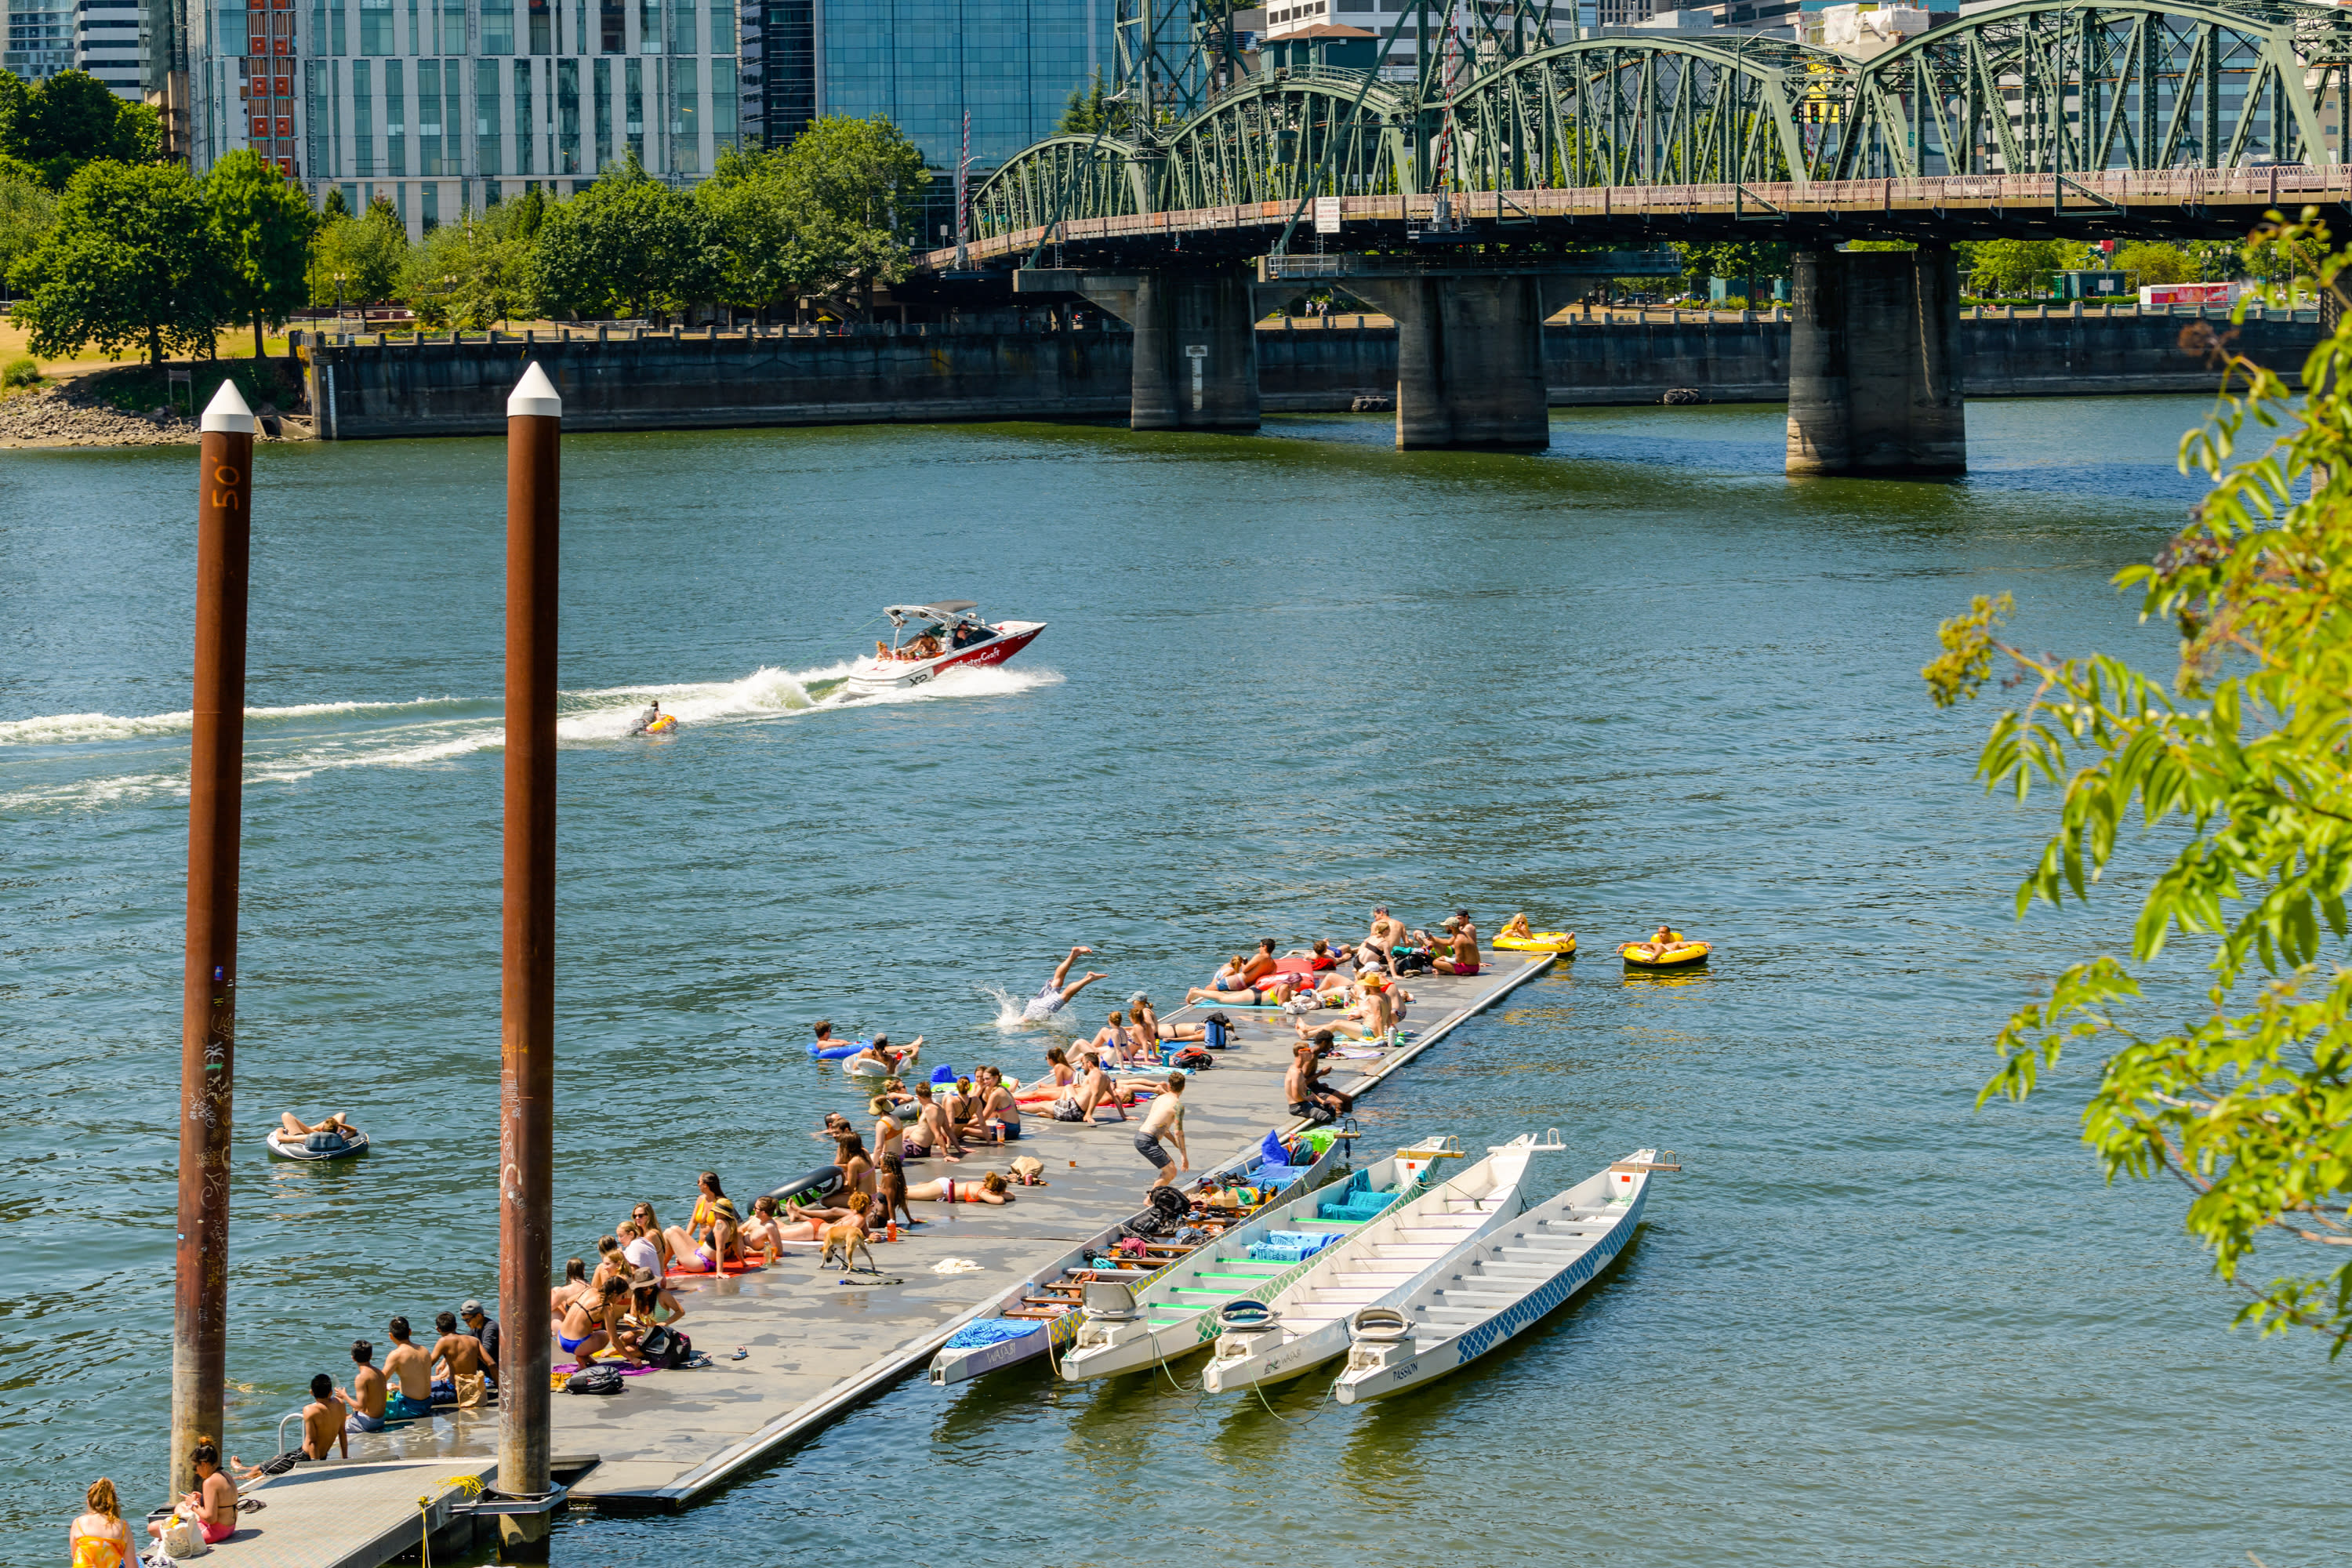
323,185,350,218
1925,212,2352,1354
767,115,929,310
533,154,707,321
205,149,315,360
1058,73,1120,136
0,152,56,282
311,196,410,307
9,159,229,365
1672,240,1787,303
0,68,28,155
1965,238,2086,298
6,71,156,187
2111,241,2190,286
397,196,541,328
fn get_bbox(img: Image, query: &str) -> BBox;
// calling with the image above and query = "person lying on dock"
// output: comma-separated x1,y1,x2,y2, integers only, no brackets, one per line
1128,993,1205,1044
382,1317,434,1421
1021,944,1109,1021
148,1439,236,1549
429,1310,495,1406
905,1171,1015,1204
343,1340,388,1432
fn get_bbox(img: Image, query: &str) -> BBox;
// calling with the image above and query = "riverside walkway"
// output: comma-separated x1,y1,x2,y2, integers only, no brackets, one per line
196,949,1557,1566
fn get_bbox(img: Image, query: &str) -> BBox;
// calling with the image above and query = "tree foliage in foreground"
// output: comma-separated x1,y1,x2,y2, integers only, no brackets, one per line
1926,211,2352,1353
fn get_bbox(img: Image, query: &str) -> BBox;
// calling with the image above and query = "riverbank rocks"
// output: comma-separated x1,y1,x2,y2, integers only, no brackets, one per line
1661,388,1704,405
1350,394,1395,412
0,383,314,448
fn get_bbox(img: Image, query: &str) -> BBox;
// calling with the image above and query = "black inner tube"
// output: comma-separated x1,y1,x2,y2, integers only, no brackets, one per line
764,1164,844,1205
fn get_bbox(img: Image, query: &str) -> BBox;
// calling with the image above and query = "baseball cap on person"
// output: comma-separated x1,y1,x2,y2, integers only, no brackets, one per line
459,1300,484,1317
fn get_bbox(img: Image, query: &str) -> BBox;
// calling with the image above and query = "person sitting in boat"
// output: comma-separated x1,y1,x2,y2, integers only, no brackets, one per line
877,630,945,662
279,1111,358,1143
949,620,992,649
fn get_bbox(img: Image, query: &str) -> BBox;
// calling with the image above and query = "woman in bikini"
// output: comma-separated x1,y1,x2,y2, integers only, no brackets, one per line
904,1171,1015,1204
70,1478,131,1568
549,1256,591,1319
835,1132,877,1202
877,1154,919,1229
871,1098,906,1165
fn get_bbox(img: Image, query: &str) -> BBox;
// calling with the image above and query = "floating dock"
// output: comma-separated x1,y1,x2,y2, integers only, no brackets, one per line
200,950,1555,1565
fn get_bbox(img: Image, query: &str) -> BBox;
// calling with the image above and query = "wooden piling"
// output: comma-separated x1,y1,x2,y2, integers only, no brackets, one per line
498,361,561,1542
170,381,256,1497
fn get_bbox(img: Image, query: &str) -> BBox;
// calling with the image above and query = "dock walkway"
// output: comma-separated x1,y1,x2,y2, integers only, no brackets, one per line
199,950,1553,1564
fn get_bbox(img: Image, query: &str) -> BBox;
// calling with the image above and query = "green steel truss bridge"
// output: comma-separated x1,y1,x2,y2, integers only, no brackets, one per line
932,0,2352,266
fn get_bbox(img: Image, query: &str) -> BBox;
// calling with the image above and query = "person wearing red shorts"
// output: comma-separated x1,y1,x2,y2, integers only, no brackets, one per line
147,1438,238,1548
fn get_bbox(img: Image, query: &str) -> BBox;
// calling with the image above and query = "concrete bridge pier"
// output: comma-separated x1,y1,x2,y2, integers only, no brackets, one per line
1785,246,1966,477
1342,273,1552,449
1014,267,1261,431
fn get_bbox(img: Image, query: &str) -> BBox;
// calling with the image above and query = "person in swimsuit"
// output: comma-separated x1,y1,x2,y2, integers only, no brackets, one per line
430,1311,495,1404
344,1339,388,1431
1073,1051,1125,1123
299,1373,352,1458
833,1133,876,1200
383,1317,434,1420
147,1439,237,1548
550,1257,590,1320
277,1111,358,1142
871,1098,908,1165
1089,1010,1131,1064
967,1066,1023,1142
1128,993,1207,1044
1134,1073,1189,1190
902,1081,960,1160
556,1280,630,1363
1360,907,1406,971
630,1203,681,1275
740,1195,790,1258
849,1033,923,1075
1433,913,1481,975
71,1478,131,1568
905,1171,1014,1204
876,1154,919,1228
1020,944,1108,1022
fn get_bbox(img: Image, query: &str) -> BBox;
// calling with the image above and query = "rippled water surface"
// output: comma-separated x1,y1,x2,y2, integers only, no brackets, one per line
5,399,2341,1566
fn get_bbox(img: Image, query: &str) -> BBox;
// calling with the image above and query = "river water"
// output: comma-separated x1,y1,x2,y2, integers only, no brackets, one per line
4,401,2341,1566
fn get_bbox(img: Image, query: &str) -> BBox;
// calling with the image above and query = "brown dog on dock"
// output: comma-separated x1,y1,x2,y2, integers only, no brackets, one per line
819,1218,874,1273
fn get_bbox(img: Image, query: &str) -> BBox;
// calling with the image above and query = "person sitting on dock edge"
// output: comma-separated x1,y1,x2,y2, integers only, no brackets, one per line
429,1310,494,1407
147,1439,236,1548
382,1317,433,1420
459,1300,501,1388
1021,944,1108,1021
299,1373,351,1459
343,1340,388,1431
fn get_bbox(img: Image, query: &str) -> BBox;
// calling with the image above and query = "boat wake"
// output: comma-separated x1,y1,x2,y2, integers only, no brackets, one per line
1,662,1062,812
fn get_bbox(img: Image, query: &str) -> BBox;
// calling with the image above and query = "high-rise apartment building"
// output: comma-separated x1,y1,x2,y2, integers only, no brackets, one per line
180,0,741,232
742,0,1109,175
73,0,141,91
6,0,78,81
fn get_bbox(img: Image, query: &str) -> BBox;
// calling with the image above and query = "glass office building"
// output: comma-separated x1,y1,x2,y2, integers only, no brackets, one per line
745,0,1110,175
182,0,740,232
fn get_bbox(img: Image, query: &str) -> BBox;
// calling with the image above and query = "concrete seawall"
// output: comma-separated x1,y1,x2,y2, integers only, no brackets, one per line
306,313,2318,439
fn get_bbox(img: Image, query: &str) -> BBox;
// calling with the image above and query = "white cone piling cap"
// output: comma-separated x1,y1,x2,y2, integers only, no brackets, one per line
508,361,562,419
200,379,256,434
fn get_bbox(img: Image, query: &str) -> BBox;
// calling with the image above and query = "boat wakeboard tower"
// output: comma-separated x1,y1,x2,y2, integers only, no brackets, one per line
846,601,1046,696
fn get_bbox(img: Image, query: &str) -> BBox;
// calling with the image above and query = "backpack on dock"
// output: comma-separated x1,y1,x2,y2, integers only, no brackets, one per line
1203,1014,1233,1049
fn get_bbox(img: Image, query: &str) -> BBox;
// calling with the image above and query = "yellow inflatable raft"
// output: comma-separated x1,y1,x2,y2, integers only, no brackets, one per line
643,714,679,735
1620,932,1710,968
1494,930,1577,954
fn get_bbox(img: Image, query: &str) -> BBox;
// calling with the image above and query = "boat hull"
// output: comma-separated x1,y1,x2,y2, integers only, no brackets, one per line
846,621,1045,695
1334,1164,1650,1404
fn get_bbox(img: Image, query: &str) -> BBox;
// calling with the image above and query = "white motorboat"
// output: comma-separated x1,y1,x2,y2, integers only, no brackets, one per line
925,1130,1348,1387
1059,1138,1461,1381
1198,1133,1550,1395
844,601,1045,696
1331,1146,1665,1404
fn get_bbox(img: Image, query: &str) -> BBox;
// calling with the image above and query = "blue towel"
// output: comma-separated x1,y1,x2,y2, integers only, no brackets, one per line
944,1318,1040,1350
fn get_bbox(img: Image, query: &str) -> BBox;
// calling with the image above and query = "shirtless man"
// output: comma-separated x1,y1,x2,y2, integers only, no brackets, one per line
1020,944,1109,1022
1360,906,1406,970
430,1310,495,1405
344,1340,389,1432
1298,971,1406,1042
299,1373,350,1459
1134,1073,1189,1191
1073,1051,1126,1123
741,1194,792,1258
849,1033,922,1075
147,1439,236,1549
382,1316,434,1420
1433,913,1481,976
1287,1036,1355,1118
904,1081,963,1161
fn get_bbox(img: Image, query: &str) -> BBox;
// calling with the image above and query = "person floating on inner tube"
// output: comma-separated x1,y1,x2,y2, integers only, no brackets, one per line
1632,924,1683,961
629,700,662,735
